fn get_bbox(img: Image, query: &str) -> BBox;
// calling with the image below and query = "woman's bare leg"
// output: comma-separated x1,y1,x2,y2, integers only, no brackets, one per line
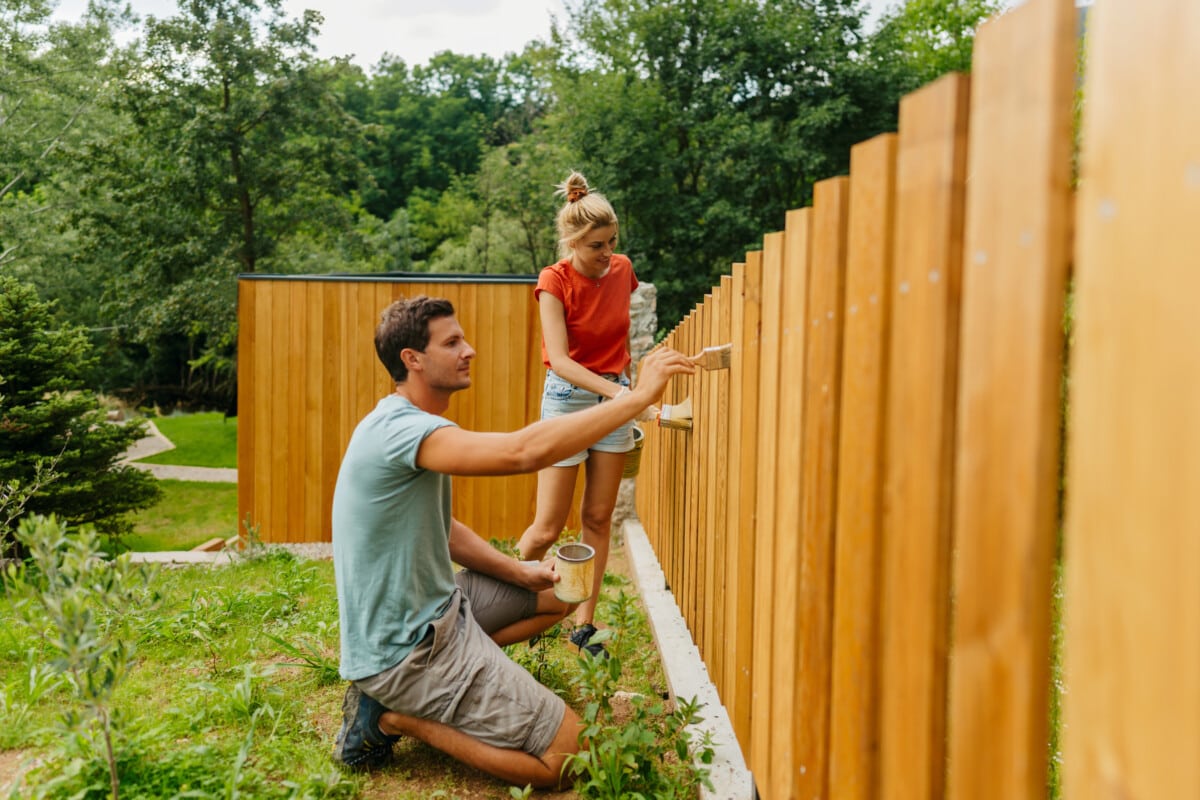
517,465,579,561
574,451,625,627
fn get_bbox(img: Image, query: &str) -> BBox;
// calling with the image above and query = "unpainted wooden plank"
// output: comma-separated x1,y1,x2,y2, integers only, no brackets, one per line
878,72,971,800
795,178,849,799
750,231,785,788
946,1,1076,797
829,132,898,800
770,208,812,798
1064,0,1200,797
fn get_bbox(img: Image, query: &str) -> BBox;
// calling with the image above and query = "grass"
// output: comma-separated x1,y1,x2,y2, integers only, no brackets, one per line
122,480,239,552
0,542,689,799
136,411,237,468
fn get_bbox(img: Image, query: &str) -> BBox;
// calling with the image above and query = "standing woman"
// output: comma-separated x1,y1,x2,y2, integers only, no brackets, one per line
517,171,641,658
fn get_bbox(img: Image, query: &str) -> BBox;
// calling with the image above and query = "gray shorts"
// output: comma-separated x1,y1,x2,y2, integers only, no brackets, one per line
354,578,565,756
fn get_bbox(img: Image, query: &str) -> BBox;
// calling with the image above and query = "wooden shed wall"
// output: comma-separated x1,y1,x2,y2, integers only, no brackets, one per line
236,274,560,543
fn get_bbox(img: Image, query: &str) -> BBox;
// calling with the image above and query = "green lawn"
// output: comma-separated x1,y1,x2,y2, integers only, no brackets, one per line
123,479,239,552
136,411,237,468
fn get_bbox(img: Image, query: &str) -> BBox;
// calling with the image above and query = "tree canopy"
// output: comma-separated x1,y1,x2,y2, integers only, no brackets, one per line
0,0,1002,410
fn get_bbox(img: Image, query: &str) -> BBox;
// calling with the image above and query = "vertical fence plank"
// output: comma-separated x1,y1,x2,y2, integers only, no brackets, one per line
828,133,898,800
750,232,786,788
730,254,762,750
1064,0,1200,798
696,297,714,660
710,278,732,691
878,73,971,800
303,282,325,543
946,1,1076,797
767,208,812,798
796,178,849,799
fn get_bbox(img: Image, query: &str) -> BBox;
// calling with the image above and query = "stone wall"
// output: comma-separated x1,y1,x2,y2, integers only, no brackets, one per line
612,281,658,530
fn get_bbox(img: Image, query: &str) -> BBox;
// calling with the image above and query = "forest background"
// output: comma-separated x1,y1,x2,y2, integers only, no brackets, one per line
1,0,1004,413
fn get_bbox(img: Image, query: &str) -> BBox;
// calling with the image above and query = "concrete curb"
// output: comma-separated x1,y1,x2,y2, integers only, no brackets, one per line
622,519,754,800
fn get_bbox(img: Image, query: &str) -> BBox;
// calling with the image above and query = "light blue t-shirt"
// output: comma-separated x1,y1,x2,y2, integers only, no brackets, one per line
332,395,458,680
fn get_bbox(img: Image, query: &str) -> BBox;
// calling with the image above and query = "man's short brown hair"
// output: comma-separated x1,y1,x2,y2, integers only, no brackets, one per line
374,296,456,383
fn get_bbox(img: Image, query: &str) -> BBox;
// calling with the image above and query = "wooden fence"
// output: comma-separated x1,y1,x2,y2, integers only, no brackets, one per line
236,273,568,543
634,0,1199,797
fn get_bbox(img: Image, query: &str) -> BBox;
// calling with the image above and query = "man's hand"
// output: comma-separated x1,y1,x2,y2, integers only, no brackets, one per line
516,559,559,592
631,347,695,408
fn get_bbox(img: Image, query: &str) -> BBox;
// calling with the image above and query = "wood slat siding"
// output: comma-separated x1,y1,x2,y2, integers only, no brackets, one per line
828,132,897,800
946,1,1076,798
1064,0,1200,798
237,276,549,543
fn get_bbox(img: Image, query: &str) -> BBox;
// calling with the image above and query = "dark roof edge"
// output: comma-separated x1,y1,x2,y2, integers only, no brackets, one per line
237,271,537,285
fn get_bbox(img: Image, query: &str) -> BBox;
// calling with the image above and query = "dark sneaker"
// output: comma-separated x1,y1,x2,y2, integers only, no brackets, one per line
331,683,400,770
569,623,609,658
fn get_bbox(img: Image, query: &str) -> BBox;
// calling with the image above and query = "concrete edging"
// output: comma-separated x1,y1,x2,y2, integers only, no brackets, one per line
621,518,754,800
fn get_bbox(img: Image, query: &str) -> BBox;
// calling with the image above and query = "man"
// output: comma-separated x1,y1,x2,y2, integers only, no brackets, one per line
330,295,693,788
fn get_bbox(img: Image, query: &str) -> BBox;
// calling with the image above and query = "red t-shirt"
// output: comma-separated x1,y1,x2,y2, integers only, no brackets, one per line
535,254,639,375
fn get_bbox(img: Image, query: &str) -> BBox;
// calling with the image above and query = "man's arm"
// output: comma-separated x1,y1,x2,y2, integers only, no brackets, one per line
416,346,694,476
448,518,555,591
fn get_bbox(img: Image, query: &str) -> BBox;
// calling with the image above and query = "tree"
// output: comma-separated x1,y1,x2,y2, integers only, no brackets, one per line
548,0,889,327
868,0,1007,90
73,0,371,408
0,277,160,551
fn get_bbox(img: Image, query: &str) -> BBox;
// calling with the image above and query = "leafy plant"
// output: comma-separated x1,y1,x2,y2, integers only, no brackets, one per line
565,633,715,800
5,514,159,800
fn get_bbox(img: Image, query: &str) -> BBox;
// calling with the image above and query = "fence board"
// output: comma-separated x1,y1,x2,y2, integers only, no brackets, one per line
1064,0,1200,798
795,178,849,798
829,132,897,800
730,255,762,749
878,73,971,800
710,278,732,689
946,1,1076,797
750,232,786,784
767,208,812,798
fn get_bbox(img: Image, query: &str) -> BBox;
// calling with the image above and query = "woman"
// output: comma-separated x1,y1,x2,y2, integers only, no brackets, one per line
517,171,643,658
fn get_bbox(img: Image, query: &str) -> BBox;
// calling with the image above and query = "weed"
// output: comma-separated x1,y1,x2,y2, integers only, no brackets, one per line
565,632,715,799
265,632,342,686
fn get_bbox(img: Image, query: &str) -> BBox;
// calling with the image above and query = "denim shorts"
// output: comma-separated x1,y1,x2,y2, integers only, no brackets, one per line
540,369,635,467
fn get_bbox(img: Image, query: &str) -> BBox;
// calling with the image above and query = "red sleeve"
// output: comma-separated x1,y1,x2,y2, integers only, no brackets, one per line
535,263,567,304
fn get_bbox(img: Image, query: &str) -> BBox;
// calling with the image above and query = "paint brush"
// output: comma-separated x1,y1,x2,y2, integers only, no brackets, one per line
688,343,732,370
658,395,693,431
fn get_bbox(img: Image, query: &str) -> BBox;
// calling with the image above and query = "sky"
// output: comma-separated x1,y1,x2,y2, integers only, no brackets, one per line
52,0,896,72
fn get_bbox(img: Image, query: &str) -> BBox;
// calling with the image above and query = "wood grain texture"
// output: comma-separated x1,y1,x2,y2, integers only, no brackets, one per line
829,133,898,800
795,179,848,799
1064,0,1200,798
946,1,1076,797
878,73,971,800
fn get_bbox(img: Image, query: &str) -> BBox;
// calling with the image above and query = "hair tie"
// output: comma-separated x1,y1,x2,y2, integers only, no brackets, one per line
566,187,588,203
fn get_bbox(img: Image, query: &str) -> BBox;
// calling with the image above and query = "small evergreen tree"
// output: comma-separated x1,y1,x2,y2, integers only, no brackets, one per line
0,277,160,553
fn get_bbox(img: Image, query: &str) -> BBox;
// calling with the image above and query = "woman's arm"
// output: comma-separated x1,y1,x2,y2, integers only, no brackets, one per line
539,293,623,398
